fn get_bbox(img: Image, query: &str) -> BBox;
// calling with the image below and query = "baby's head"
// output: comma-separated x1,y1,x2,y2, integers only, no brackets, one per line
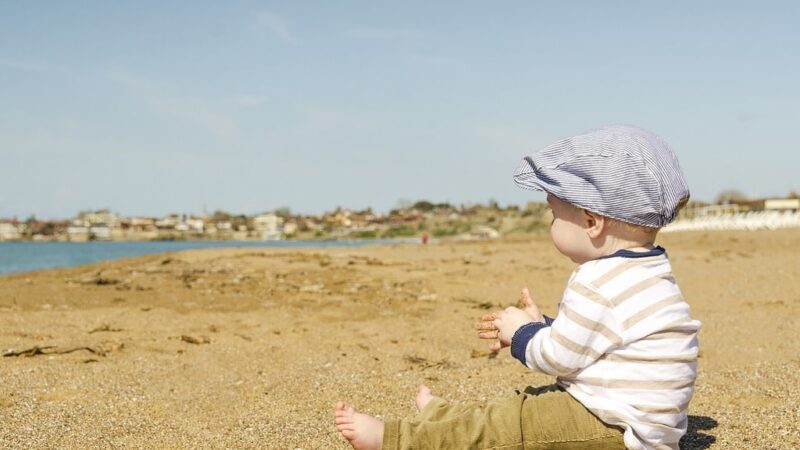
514,125,689,264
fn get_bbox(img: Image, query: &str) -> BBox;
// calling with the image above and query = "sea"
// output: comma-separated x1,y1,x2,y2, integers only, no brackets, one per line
0,240,404,276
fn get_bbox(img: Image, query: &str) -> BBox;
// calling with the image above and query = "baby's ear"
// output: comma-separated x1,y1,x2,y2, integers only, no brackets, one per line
583,209,606,239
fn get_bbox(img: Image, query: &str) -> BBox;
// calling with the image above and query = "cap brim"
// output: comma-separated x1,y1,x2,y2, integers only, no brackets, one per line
513,156,549,192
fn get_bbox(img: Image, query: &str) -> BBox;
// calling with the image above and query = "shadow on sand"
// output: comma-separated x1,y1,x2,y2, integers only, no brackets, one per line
679,415,718,449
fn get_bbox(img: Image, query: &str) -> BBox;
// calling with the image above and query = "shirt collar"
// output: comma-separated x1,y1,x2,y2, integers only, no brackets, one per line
595,245,666,260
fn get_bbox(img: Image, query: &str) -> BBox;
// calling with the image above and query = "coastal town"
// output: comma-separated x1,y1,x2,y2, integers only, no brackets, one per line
0,200,549,242
1,194,799,242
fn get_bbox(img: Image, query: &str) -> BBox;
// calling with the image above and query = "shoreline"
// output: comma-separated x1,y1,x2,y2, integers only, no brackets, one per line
0,238,419,277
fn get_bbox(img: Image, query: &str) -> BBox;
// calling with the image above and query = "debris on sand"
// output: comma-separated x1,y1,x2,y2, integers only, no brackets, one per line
88,324,123,334
470,349,498,359
403,354,457,369
2,346,55,357
3,343,124,358
404,354,427,365
180,335,211,345
76,275,120,286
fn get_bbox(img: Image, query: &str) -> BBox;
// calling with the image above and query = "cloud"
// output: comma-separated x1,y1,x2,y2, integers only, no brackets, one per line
107,69,237,138
344,28,423,41
256,11,300,45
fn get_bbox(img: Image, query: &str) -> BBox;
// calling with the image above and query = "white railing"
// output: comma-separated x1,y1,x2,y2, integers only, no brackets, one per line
663,211,800,232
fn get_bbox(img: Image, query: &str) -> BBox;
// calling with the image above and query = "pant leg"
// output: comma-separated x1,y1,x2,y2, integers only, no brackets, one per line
382,385,625,450
383,394,526,450
519,386,625,450
415,397,486,423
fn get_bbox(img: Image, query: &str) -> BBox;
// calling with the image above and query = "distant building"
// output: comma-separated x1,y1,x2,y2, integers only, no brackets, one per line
78,210,120,228
253,213,283,240
89,225,112,240
155,215,180,230
185,218,205,234
471,225,500,239
0,221,22,240
215,221,233,232
765,198,800,212
130,217,157,232
67,220,90,241
283,221,298,236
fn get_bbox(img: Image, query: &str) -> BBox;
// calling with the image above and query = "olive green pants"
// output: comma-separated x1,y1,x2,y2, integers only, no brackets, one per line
382,385,626,450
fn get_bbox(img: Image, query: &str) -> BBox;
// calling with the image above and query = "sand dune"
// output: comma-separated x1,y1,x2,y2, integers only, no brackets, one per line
1,230,799,449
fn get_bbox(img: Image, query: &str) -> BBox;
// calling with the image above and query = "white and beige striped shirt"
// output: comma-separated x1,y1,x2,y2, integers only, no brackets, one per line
521,248,700,450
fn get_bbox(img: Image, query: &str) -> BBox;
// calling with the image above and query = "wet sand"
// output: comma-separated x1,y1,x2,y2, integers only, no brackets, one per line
1,230,799,449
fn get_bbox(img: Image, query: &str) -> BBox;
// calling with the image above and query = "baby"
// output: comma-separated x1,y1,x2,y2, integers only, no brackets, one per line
335,125,700,450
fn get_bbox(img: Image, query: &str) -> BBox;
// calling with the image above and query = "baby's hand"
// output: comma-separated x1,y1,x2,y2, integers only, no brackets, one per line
492,307,535,348
475,287,545,352
475,306,536,353
518,287,544,323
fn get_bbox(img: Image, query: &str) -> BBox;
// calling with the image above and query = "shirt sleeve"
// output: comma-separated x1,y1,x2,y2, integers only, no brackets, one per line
521,281,623,377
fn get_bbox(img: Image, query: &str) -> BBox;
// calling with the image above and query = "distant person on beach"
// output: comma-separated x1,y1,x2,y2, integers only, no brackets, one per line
334,125,701,450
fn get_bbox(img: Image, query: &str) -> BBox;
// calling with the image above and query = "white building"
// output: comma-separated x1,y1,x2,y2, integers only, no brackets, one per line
185,218,205,234
765,198,800,212
67,222,90,241
77,210,121,227
253,213,284,240
0,222,22,240
89,225,112,240
155,215,180,229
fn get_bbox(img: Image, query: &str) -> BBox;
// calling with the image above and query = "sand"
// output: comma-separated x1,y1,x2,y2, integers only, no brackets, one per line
1,230,799,449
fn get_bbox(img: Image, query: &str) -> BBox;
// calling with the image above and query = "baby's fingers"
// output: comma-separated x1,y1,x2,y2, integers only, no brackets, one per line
521,287,534,307
489,341,502,352
479,313,496,322
474,321,497,331
478,330,500,340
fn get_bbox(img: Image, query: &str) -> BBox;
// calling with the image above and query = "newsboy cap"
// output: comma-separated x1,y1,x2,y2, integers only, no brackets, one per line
513,124,690,228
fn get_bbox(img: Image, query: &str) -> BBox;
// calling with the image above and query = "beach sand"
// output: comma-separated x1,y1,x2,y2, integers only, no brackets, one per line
1,229,799,449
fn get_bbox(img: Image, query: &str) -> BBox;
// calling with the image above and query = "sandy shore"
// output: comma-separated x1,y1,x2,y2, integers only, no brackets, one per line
1,230,799,449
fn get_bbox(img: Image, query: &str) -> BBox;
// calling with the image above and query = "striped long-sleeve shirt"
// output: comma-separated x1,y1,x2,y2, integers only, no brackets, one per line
511,246,701,450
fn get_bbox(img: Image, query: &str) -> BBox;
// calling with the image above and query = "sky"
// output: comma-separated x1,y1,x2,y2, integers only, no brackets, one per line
1,1,798,219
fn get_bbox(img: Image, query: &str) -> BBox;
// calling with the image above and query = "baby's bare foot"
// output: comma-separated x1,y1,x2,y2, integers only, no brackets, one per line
415,384,439,411
334,401,384,450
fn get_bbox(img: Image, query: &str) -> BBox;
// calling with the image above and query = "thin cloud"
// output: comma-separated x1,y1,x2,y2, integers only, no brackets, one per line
256,11,300,45
344,27,423,41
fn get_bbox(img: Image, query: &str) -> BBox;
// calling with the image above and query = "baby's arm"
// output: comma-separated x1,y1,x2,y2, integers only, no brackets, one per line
517,284,622,377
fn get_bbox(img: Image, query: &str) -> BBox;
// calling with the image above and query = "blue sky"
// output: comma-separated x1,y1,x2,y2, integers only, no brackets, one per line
1,1,798,219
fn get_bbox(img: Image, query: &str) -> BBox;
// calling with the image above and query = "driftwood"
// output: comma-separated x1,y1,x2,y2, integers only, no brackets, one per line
180,335,210,345
2,346,55,357
3,343,123,358
88,324,123,334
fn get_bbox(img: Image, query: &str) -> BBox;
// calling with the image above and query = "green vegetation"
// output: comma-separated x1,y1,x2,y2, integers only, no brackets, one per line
432,221,471,237
350,229,378,239
382,224,417,238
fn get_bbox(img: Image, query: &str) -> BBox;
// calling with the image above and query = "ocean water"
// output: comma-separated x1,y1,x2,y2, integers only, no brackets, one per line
0,240,403,275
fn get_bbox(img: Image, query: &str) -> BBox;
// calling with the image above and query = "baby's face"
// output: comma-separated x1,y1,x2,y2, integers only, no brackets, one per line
546,194,595,264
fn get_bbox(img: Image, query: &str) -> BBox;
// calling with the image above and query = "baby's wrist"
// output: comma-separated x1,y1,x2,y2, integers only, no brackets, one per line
510,322,547,364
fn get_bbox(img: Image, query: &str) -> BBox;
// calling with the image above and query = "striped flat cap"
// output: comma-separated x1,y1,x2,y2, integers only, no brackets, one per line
513,124,689,228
